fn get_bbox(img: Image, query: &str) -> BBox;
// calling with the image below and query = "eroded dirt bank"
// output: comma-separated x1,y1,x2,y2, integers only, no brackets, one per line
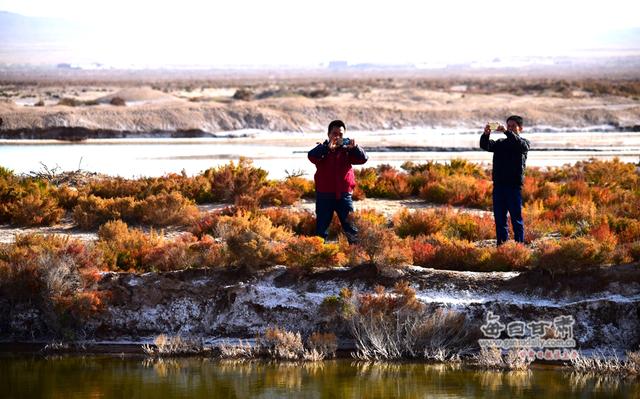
2,264,638,351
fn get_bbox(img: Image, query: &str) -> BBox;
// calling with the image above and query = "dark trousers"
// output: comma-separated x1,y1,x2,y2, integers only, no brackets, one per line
492,186,524,246
315,192,358,244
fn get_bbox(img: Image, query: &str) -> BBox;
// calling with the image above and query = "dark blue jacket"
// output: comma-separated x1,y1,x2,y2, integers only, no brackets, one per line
480,131,530,188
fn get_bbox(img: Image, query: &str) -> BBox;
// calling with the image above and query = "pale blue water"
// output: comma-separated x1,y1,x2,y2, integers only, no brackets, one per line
1,131,639,180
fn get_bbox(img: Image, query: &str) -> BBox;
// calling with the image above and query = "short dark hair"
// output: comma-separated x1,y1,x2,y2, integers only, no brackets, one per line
506,115,523,128
327,120,346,134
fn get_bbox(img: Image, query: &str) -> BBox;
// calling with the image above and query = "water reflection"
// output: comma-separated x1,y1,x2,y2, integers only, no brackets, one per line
0,355,638,399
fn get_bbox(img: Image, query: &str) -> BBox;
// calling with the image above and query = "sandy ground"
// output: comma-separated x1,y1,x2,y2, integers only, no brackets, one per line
1,76,639,136
0,198,490,244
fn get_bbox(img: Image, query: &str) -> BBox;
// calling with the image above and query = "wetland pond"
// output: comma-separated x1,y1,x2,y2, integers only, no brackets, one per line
1,355,639,399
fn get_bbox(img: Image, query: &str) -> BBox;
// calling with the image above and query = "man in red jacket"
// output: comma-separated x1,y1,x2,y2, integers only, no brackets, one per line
308,120,368,243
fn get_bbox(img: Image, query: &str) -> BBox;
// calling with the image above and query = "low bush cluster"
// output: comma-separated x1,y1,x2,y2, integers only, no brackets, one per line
329,282,475,360
218,327,338,361
2,158,639,275
97,220,224,272
0,234,106,338
73,192,199,229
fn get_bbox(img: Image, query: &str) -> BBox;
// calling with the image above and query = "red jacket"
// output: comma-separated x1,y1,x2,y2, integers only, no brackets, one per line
308,141,368,198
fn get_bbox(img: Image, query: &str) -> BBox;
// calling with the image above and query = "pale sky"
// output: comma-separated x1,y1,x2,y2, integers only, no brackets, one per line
1,0,639,66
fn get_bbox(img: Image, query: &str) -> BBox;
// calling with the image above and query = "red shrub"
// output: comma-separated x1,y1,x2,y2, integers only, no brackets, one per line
407,235,437,267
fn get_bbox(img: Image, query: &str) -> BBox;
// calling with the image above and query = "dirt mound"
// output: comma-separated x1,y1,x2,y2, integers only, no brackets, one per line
96,87,177,104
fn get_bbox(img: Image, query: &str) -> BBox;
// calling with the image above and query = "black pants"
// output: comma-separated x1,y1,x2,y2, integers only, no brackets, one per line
315,192,358,244
493,186,525,246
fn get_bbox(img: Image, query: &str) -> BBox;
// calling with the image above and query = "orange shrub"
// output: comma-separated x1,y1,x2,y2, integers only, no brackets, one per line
96,220,161,271
560,180,591,199
216,213,291,269
0,234,106,336
73,195,137,229
8,192,64,226
522,201,559,242
420,175,492,209
141,233,199,272
354,219,412,268
352,186,366,201
533,237,614,274
192,214,217,239
489,242,533,271
52,185,80,210
444,212,495,241
582,157,639,189
189,235,225,268
283,176,315,198
610,217,640,244
393,209,443,238
354,208,388,227
136,191,199,226
257,182,301,206
283,236,346,270
354,167,378,197
536,181,560,202
412,233,491,271
521,175,540,203
558,199,597,226
260,208,316,236
588,221,618,249
203,159,268,202
372,167,412,199
627,242,640,262
86,177,146,199
357,281,424,317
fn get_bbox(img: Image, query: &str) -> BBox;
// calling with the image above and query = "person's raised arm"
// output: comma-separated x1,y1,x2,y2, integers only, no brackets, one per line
480,124,496,152
346,139,368,165
308,141,330,164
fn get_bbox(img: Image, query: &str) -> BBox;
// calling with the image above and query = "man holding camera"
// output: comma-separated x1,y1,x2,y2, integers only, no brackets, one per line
480,115,530,246
308,120,368,244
